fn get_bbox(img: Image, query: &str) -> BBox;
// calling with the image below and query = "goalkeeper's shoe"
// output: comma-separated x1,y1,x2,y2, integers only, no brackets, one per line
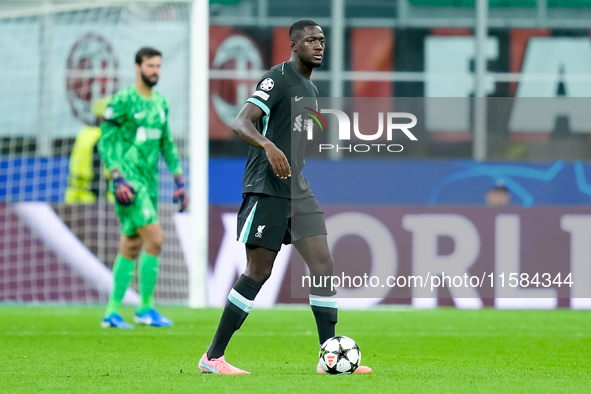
198,353,250,375
317,361,372,374
133,309,173,327
101,314,134,329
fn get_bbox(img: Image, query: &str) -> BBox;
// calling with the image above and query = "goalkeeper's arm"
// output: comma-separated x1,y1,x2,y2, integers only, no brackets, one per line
160,119,187,211
97,117,125,174
97,99,135,205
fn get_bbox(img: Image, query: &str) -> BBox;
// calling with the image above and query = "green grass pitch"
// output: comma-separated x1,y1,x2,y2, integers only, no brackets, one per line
1,306,590,393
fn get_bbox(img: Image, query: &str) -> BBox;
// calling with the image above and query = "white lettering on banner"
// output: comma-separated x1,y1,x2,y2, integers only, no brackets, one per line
208,213,291,308
424,36,498,133
494,215,557,309
509,38,591,134
402,214,482,309
425,36,591,137
516,38,591,98
561,215,591,309
192,209,587,309
325,213,398,309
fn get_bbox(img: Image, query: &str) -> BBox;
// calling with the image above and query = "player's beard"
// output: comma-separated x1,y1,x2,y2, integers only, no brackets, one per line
141,72,158,87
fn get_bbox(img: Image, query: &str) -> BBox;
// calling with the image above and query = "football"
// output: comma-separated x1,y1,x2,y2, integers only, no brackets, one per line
318,335,361,374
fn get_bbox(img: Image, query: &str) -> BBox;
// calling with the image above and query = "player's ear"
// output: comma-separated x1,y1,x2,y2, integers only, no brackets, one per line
290,40,297,51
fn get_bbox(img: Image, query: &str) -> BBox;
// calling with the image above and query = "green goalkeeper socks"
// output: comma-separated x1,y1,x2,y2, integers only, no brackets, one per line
103,252,160,317
104,254,135,317
137,252,159,314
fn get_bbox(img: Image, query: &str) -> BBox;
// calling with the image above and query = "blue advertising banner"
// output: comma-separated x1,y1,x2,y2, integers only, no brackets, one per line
2,157,591,206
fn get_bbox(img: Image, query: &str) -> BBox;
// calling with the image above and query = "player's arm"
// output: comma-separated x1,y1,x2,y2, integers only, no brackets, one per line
98,96,128,174
97,97,136,205
159,110,182,178
232,102,291,180
160,105,188,211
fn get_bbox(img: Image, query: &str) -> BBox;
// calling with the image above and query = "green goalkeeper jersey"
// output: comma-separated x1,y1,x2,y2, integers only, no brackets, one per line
98,85,182,197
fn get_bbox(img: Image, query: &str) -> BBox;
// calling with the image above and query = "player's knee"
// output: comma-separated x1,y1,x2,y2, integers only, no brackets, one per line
144,231,164,256
154,232,165,249
310,255,334,277
309,243,334,268
129,243,142,259
147,238,163,255
316,250,334,267
259,266,273,283
246,265,273,284
255,270,273,284
121,237,142,259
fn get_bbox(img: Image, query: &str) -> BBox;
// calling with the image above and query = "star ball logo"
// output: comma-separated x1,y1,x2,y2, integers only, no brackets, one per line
302,106,419,154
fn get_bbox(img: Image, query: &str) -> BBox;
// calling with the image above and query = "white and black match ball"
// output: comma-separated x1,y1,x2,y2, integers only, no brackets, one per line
318,336,361,374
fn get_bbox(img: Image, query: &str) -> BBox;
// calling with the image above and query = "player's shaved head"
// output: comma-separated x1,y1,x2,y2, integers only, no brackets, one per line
289,20,319,42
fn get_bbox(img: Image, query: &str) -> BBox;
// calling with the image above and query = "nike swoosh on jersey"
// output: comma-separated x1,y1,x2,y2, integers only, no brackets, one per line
295,96,303,102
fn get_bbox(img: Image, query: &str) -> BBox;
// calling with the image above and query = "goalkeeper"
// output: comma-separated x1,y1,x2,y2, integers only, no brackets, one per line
98,47,188,329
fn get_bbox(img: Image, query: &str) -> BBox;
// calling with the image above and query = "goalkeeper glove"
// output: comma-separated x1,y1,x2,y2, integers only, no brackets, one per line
173,174,189,212
111,169,135,206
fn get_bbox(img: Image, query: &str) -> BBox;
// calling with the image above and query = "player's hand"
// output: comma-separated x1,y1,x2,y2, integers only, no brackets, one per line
263,142,291,179
172,174,189,212
111,169,135,206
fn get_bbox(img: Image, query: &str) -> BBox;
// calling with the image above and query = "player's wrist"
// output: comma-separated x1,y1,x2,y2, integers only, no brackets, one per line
110,169,124,181
262,141,276,151
173,174,185,188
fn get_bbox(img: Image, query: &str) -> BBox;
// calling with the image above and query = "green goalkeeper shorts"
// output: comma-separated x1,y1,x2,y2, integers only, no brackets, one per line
114,184,159,236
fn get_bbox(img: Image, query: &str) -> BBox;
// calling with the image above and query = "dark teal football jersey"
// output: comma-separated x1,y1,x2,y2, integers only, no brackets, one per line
242,61,319,199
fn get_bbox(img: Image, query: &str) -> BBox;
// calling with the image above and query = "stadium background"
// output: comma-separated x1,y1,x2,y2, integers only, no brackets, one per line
1,0,591,309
